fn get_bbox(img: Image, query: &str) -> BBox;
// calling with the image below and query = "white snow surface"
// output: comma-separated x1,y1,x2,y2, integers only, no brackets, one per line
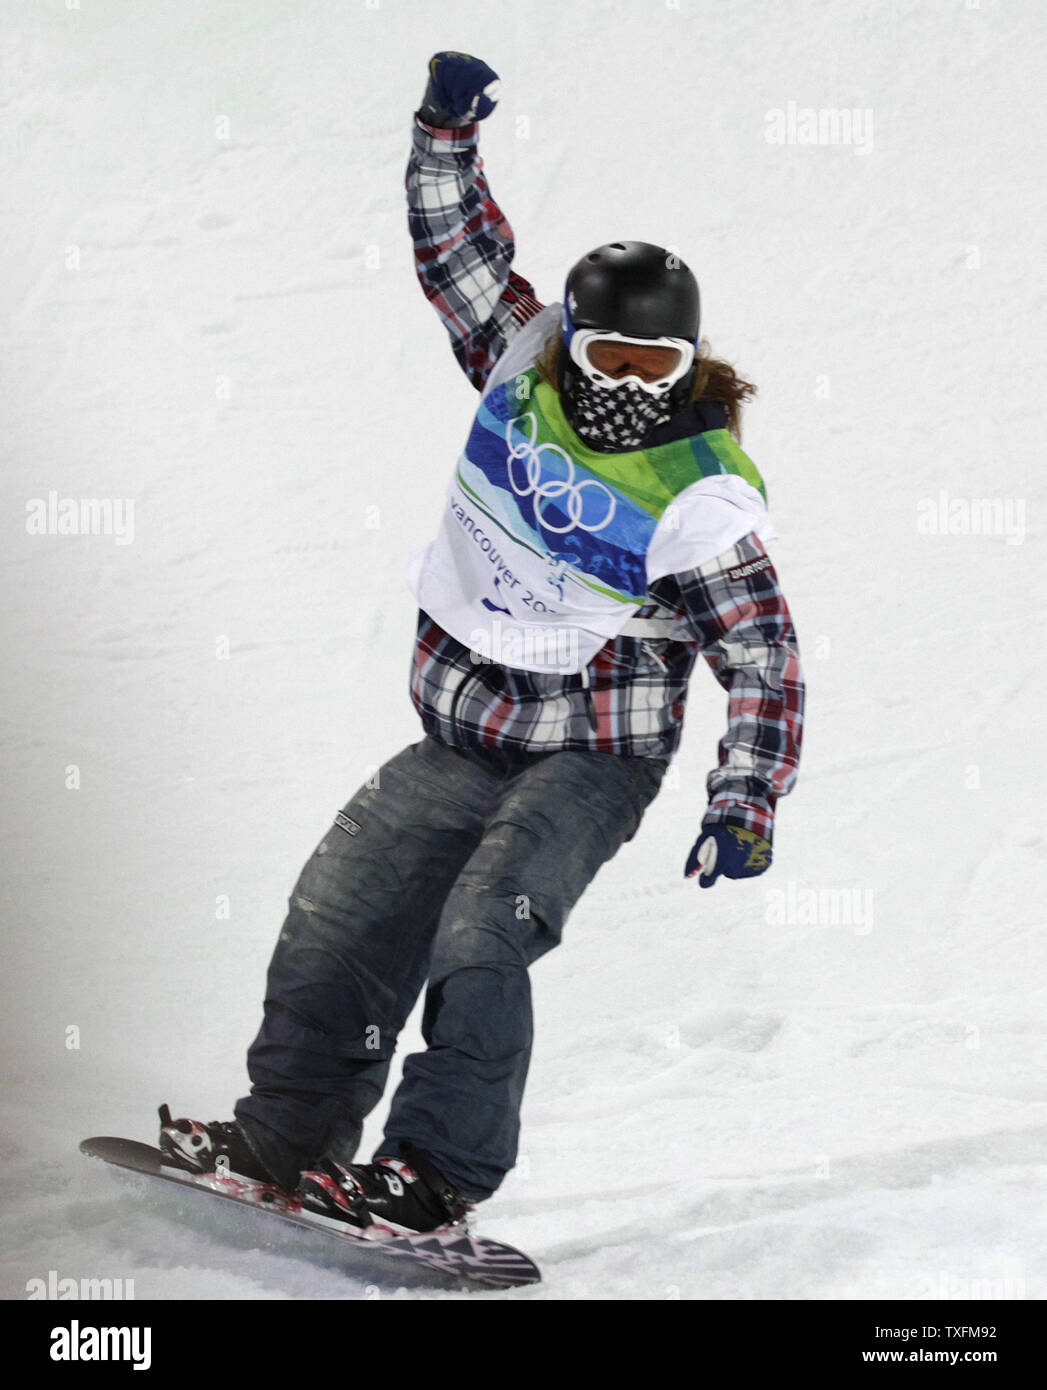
2,0,1046,1301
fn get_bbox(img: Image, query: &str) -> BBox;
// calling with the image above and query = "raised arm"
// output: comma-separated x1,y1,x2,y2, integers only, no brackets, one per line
407,52,544,390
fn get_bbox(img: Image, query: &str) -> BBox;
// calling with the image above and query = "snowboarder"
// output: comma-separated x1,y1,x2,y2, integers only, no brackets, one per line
161,52,805,1240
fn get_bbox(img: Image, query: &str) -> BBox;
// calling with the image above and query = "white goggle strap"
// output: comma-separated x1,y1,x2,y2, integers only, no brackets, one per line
569,330,696,395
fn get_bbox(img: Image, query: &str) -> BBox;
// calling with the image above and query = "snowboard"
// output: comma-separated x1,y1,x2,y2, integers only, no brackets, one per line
80,1136,541,1289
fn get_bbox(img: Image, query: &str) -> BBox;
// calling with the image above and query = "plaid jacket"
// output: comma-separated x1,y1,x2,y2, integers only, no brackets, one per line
405,117,804,841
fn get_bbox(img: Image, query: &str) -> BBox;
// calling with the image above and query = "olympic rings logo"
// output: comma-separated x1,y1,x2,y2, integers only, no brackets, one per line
505,413,616,535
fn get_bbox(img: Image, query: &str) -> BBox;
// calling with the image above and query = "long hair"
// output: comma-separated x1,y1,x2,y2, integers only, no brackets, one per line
533,332,757,441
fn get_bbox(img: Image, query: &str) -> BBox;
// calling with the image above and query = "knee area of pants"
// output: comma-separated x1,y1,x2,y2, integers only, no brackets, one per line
282,880,401,945
277,901,343,951
424,971,532,1058
447,881,541,922
435,910,541,967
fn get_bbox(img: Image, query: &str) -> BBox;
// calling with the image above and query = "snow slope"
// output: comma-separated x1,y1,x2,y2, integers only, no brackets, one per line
2,0,1046,1301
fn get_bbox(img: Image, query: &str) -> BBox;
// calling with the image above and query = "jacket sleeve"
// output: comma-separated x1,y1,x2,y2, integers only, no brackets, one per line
406,117,545,390
673,531,805,842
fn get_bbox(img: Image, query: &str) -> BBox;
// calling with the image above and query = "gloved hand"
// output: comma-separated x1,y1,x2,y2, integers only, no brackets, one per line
685,823,772,889
417,51,501,128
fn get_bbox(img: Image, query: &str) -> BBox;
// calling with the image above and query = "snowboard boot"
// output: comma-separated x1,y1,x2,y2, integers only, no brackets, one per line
158,1103,276,1185
297,1143,473,1239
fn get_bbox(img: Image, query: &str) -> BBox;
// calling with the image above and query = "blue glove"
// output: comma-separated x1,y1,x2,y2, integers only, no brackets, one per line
417,51,501,128
685,824,772,889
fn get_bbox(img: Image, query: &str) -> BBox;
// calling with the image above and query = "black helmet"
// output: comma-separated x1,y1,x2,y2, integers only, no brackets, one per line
559,241,701,429
562,241,700,345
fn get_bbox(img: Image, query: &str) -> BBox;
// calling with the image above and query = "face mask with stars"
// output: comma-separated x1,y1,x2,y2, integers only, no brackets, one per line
566,376,674,452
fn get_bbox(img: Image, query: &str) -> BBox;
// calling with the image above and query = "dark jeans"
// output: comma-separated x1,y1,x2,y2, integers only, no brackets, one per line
235,735,665,1199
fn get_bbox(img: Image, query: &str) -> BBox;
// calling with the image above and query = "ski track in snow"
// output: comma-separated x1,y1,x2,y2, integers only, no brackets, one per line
2,0,1046,1300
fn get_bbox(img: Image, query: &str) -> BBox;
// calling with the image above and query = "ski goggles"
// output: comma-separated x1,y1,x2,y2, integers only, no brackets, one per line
568,329,696,396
